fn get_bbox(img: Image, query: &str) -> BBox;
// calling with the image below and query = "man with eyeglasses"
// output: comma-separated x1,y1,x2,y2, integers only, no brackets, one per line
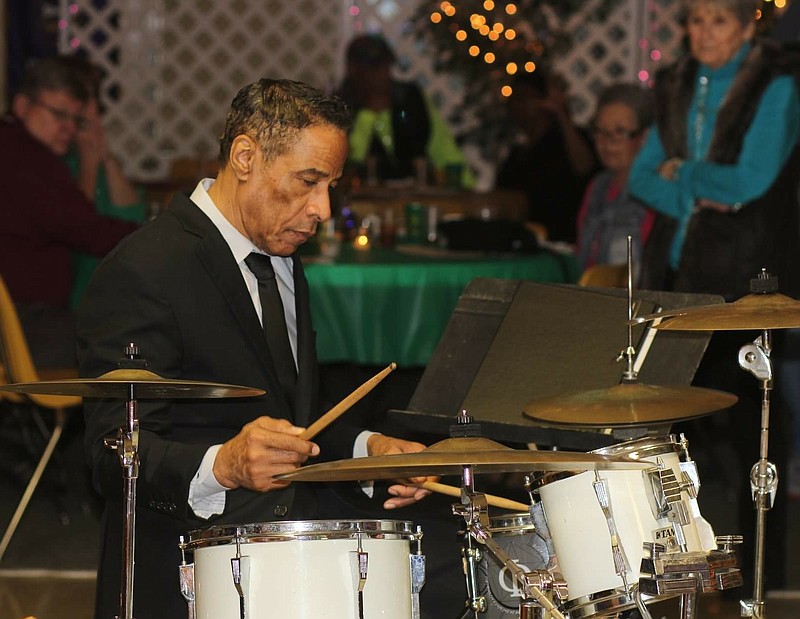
0,56,139,370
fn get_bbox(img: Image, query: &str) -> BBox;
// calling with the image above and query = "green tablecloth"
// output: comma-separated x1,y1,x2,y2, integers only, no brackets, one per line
304,245,578,366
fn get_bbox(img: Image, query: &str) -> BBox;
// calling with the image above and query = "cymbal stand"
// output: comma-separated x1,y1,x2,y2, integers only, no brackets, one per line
738,329,776,619
453,463,567,619
103,344,144,619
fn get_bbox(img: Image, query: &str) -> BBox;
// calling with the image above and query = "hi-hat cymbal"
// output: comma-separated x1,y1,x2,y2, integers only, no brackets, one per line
275,436,648,482
0,369,265,399
523,382,737,428
632,293,800,331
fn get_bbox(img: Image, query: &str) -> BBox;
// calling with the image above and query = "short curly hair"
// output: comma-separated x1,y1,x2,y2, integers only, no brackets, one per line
218,78,352,165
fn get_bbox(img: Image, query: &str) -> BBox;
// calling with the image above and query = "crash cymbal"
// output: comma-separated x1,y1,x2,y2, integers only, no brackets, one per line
275,436,648,482
632,293,800,331
0,369,265,399
523,382,737,428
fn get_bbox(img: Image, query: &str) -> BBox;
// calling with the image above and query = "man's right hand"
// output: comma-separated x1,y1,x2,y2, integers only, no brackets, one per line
212,417,319,492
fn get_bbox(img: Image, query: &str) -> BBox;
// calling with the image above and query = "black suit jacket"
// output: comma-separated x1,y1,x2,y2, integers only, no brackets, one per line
77,192,361,619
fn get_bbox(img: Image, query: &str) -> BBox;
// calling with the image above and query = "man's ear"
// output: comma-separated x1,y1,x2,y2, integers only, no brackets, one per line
12,94,31,118
228,134,258,180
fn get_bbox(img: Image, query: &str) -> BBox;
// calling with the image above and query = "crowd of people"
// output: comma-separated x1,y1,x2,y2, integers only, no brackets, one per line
2,0,800,616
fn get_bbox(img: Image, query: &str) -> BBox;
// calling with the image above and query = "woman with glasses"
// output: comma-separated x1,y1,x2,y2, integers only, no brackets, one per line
576,83,654,279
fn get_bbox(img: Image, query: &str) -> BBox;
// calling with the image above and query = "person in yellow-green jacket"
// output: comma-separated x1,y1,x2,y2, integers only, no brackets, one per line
336,34,474,188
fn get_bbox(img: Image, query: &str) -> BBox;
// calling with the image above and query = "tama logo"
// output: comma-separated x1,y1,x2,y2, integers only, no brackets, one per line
654,528,676,541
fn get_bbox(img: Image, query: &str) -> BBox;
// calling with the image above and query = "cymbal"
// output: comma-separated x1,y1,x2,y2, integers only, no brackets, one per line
0,369,265,399
632,293,800,331
523,382,738,428
275,436,648,482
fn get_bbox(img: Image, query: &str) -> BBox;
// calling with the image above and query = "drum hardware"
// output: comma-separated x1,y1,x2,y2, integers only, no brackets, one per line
410,526,426,619
351,530,369,619
592,473,632,590
178,536,196,619
455,473,568,619
0,345,265,619
230,528,251,619
530,434,742,619
634,269,800,619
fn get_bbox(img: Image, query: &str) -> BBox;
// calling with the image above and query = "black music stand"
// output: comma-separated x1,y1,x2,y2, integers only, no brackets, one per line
390,279,723,449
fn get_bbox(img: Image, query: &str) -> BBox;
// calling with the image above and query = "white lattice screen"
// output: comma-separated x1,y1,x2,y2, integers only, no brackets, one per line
59,0,684,182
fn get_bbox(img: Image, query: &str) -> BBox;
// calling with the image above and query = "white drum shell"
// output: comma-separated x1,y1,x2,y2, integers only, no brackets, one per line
537,437,716,603
188,520,414,619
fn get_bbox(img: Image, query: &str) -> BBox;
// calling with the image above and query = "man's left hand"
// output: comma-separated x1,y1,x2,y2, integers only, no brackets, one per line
366,434,436,509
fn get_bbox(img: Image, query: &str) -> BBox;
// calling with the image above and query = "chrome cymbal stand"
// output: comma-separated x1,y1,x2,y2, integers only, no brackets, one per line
103,344,144,619
738,328,776,619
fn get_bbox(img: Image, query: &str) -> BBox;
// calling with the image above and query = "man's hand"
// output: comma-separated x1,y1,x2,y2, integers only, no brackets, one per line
366,434,435,509
696,198,735,212
213,417,319,492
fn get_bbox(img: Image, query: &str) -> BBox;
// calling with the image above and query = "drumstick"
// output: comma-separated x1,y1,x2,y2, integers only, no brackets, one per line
299,362,397,440
416,481,529,512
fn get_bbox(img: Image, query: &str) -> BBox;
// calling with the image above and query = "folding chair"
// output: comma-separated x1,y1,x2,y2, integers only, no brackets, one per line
0,275,81,564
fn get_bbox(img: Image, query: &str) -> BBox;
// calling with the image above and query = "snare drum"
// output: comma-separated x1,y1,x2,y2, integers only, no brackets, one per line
180,519,422,619
534,435,717,618
471,512,549,617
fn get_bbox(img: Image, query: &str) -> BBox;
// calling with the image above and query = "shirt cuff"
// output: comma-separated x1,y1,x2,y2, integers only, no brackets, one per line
188,444,228,519
355,430,379,498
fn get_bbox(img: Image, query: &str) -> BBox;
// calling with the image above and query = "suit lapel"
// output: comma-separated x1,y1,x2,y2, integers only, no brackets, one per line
170,195,292,407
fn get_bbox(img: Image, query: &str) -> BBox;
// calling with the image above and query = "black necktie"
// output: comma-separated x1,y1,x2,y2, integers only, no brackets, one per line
244,252,297,404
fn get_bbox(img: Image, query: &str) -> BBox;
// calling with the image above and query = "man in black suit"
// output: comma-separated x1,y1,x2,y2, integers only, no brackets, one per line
78,78,431,619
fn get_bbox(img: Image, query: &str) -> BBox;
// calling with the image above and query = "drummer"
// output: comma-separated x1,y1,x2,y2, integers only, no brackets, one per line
77,78,434,619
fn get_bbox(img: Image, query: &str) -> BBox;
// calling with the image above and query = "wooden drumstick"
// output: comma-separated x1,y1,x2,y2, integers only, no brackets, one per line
416,481,530,512
299,362,397,440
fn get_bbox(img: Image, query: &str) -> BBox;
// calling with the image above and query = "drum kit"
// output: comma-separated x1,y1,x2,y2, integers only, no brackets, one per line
2,263,799,619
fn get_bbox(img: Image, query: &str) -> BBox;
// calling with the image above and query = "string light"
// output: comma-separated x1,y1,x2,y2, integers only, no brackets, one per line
501,85,513,97
456,29,468,41
469,45,480,56
506,62,518,74
431,11,443,23
484,52,496,63
505,3,517,15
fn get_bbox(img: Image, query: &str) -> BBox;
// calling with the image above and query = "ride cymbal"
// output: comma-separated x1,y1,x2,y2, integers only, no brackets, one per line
631,293,800,331
0,369,265,399
276,436,648,482
523,382,738,428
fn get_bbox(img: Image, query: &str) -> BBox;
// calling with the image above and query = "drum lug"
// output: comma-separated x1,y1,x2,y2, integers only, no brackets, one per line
593,474,632,589
350,532,369,618
230,530,250,619
409,551,426,619
178,536,196,619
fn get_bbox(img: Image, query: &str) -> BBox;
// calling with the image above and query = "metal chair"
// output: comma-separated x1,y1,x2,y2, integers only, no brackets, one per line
0,275,81,564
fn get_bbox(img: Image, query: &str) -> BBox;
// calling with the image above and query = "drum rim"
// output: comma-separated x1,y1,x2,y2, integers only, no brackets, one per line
487,512,536,535
531,434,684,489
185,518,417,548
592,433,682,460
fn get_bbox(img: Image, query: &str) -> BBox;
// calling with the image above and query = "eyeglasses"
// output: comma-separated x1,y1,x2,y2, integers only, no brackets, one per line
591,126,642,142
32,99,87,130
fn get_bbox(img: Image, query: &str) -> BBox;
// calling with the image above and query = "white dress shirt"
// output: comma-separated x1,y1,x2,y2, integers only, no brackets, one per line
185,179,374,518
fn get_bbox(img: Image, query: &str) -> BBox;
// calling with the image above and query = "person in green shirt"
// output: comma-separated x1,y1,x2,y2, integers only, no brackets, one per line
64,58,147,308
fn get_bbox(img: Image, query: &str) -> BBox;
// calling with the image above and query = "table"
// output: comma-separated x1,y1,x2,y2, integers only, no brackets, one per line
304,244,578,366
346,186,527,222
